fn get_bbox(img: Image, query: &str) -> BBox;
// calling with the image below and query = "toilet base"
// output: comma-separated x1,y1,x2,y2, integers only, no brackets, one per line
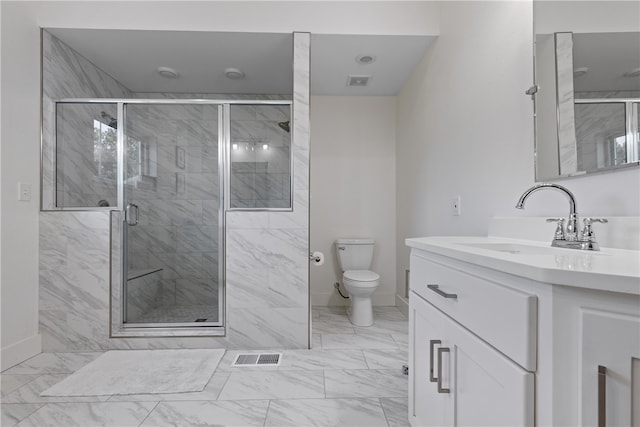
347,296,374,327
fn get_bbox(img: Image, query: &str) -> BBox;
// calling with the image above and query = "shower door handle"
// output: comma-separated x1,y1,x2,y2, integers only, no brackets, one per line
125,203,139,226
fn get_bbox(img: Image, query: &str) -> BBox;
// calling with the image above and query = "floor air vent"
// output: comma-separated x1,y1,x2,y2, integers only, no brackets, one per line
232,353,282,367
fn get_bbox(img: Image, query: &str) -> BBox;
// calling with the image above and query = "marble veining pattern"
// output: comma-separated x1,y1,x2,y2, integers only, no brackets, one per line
16,402,156,427
265,398,389,427
555,32,578,176
1,306,409,426
41,31,134,210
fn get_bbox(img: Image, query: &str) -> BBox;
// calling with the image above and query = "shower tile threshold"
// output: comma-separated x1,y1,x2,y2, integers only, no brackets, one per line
131,305,218,324
1,306,409,427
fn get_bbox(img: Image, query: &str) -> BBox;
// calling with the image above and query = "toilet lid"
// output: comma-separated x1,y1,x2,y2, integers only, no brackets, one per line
344,270,380,282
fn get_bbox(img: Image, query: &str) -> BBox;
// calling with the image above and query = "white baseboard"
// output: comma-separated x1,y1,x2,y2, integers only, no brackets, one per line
1,334,42,371
395,294,409,318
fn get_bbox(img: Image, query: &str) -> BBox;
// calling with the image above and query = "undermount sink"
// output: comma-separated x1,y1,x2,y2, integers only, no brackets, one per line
460,242,594,255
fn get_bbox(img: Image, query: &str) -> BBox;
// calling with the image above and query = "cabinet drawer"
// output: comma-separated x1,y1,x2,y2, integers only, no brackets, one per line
410,252,537,371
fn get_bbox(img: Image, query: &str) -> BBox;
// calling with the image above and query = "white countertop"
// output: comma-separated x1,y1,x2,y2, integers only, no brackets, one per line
406,236,640,295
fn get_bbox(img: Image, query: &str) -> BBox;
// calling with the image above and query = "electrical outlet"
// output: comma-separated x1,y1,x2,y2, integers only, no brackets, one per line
451,196,461,216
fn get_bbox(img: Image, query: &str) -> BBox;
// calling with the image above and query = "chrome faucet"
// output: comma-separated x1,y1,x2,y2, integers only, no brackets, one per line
515,183,607,251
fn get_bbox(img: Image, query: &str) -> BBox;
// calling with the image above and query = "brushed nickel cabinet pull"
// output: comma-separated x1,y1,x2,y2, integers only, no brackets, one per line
429,339,441,382
598,365,607,427
427,284,458,299
437,347,451,394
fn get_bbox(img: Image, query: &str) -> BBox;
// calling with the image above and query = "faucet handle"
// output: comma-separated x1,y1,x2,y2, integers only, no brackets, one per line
583,218,608,225
582,218,608,242
546,218,566,240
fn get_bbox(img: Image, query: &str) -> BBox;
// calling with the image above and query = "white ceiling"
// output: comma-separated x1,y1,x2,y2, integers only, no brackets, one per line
573,32,640,93
46,28,436,96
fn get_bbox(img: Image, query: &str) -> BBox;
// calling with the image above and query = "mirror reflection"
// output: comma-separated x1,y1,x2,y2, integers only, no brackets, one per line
533,2,640,181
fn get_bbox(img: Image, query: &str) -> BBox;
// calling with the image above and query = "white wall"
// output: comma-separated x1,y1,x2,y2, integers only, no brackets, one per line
1,1,438,367
1,3,43,368
535,1,639,34
395,0,640,305
310,96,397,307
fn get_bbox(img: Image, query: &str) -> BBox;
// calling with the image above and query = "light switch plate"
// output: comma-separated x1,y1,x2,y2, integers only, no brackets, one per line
18,182,31,201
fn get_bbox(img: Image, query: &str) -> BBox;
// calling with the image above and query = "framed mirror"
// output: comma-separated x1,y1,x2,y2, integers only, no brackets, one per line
533,1,640,181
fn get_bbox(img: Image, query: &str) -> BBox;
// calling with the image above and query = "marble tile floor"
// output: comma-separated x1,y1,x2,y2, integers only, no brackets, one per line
1,305,409,427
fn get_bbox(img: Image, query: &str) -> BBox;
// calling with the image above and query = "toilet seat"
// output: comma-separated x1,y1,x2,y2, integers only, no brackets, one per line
343,270,380,286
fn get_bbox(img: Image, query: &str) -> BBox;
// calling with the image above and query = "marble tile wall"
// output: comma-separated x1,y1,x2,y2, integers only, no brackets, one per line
40,211,227,351
126,270,163,323
554,32,578,176
224,33,310,349
40,31,310,351
55,103,119,208
229,104,292,209
41,30,133,210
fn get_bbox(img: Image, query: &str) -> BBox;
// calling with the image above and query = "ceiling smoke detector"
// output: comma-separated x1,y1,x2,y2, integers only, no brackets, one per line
157,66,179,78
225,68,245,80
347,75,371,87
355,54,376,65
573,67,589,77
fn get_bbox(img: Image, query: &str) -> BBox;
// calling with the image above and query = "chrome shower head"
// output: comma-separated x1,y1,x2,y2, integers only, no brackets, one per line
278,120,290,133
101,111,118,129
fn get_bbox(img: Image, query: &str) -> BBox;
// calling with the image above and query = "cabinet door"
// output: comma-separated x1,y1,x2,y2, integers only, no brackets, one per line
410,291,535,427
580,308,640,427
409,292,448,426
445,311,535,426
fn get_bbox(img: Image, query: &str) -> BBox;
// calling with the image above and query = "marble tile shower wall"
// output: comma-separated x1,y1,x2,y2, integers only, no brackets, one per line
42,31,133,210
39,31,310,351
55,103,119,208
229,104,292,209
223,33,310,348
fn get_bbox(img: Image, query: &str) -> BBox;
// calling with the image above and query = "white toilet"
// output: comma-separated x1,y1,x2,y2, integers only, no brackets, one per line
335,238,380,327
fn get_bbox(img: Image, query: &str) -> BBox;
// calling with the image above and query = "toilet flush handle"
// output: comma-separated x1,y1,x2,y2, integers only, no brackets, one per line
337,245,346,250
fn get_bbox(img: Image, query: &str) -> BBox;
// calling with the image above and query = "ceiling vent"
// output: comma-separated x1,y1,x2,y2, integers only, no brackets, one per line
347,75,371,87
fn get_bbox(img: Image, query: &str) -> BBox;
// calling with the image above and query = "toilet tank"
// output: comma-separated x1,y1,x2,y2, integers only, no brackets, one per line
335,239,375,271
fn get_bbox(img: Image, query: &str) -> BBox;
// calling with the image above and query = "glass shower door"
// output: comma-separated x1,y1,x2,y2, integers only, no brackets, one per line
122,103,223,326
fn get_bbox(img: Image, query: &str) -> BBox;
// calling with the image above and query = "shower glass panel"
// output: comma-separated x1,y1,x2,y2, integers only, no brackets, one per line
123,103,223,326
229,104,292,209
55,102,118,208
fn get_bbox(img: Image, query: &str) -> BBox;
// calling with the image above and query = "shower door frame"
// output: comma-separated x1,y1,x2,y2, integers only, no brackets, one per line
54,97,293,338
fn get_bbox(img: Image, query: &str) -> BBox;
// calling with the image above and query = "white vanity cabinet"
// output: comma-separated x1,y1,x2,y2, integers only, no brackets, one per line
550,285,640,427
407,235,640,427
409,251,536,426
580,308,640,426
410,291,535,426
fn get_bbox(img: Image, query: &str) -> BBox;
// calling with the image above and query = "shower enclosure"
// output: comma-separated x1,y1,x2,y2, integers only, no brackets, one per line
54,99,292,334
